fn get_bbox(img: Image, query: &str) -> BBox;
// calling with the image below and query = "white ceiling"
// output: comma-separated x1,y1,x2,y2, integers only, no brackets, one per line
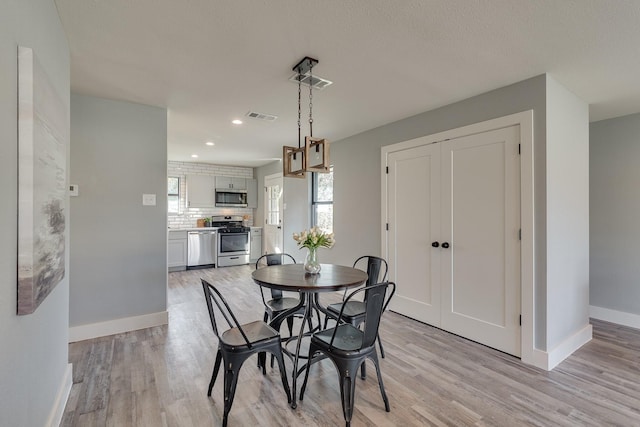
54,0,640,167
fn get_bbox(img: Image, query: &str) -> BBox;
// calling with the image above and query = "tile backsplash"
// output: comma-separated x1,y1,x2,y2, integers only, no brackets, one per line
168,161,254,229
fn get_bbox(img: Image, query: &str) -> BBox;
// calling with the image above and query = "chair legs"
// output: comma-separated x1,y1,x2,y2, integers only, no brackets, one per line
211,345,290,427
301,344,389,427
272,346,292,403
369,351,390,412
208,350,223,396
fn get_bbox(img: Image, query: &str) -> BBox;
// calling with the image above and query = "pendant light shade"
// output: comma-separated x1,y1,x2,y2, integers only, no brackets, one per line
283,56,330,178
283,145,306,178
305,136,330,173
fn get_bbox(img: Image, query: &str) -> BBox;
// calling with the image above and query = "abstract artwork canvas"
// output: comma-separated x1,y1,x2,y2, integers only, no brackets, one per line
17,46,67,315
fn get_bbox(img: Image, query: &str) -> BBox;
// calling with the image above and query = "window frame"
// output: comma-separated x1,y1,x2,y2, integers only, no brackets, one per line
311,166,333,232
168,176,180,214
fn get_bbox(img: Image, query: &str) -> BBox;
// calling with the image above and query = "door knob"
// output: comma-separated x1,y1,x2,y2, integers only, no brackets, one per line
431,241,439,247
441,242,450,249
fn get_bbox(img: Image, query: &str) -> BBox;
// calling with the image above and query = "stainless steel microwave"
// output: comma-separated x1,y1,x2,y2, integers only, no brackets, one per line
215,189,248,207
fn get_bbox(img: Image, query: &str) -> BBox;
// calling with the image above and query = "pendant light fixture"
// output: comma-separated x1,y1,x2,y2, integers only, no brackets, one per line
283,56,330,178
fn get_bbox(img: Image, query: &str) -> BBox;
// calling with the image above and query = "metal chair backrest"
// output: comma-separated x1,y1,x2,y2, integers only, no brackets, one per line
352,256,388,300
328,282,396,350
255,253,296,300
201,279,252,348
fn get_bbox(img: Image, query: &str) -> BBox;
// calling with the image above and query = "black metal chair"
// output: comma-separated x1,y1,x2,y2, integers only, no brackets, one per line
300,282,396,427
201,279,291,427
256,253,306,337
323,255,389,378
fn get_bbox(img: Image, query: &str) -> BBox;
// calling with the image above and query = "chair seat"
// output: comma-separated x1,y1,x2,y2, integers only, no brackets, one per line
312,324,367,353
221,320,279,347
327,301,366,320
266,297,303,313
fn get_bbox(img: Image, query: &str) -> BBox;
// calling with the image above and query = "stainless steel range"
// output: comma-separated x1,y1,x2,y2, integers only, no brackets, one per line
211,215,250,267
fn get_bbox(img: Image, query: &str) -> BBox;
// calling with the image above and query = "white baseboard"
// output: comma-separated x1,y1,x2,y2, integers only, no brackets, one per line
527,324,592,371
547,324,593,370
69,311,169,342
529,348,550,371
589,305,640,330
46,363,72,427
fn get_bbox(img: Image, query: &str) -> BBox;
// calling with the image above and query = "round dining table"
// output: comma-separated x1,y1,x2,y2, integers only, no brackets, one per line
251,263,367,409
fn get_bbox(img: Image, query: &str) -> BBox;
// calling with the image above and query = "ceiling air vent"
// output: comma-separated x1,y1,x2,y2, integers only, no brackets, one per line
288,73,333,90
245,111,278,121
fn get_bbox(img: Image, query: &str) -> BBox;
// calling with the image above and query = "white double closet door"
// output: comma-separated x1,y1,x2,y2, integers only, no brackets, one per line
385,125,521,356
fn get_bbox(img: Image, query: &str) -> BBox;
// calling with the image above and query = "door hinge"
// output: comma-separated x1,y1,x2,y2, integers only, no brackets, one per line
519,315,522,326
385,166,389,174
518,229,522,240
518,143,521,154
386,223,389,231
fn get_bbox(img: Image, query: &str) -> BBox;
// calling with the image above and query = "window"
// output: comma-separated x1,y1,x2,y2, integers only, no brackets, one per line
312,166,333,233
168,176,180,213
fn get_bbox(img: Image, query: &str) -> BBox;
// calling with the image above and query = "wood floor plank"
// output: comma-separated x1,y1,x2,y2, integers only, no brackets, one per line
62,265,640,426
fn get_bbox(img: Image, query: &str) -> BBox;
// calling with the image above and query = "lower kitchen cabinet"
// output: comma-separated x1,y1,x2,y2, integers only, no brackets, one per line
168,230,188,271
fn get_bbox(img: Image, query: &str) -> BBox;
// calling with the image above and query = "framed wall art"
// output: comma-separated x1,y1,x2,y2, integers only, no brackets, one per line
17,46,67,315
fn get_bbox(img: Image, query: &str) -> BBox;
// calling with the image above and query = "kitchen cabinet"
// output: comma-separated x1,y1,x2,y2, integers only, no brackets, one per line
250,227,262,261
215,176,246,190
168,230,188,271
247,178,257,208
186,174,215,208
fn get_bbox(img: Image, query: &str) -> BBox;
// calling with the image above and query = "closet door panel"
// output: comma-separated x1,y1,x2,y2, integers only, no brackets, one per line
387,144,441,325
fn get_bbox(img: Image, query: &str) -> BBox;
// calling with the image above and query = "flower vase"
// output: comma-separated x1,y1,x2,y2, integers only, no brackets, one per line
304,247,321,274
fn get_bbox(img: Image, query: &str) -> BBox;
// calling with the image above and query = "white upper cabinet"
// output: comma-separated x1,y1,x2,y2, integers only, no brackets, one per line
186,174,215,208
247,178,257,208
215,176,246,190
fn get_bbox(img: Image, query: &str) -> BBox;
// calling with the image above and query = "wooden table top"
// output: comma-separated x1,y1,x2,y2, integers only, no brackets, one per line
251,263,367,292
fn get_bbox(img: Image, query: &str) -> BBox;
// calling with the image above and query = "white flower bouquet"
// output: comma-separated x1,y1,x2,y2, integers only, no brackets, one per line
293,227,335,250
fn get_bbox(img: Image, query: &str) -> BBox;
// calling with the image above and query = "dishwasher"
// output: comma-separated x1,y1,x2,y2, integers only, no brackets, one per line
187,230,217,268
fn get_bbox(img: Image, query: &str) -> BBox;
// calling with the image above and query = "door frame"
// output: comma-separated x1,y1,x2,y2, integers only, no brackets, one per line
381,110,536,367
263,172,284,254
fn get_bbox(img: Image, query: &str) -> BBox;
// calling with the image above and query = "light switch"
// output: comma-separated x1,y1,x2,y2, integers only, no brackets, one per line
69,184,79,197
142,193,156,206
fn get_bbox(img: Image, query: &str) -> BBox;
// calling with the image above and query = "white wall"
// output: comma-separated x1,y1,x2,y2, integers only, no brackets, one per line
590,113,640,324
69,94,168,330
545,76,591,353
0,1,71,426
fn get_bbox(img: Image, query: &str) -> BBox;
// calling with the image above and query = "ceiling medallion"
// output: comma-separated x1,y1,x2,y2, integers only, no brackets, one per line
283,56,330,178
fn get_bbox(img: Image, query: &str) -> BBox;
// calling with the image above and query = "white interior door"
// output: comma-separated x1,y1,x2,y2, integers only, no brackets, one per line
384,125,522,357
387,144,441,325
440,126,521,356
263,173,283,254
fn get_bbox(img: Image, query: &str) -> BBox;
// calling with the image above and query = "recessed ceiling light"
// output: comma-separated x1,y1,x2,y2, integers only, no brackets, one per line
191,154,198,158
205,141,215,146
231,119,243,125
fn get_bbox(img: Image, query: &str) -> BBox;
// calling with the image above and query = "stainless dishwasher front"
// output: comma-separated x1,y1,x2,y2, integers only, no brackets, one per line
187,230,217,267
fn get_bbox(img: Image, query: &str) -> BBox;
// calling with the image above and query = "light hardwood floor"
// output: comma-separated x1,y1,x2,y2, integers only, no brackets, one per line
62,265,640,426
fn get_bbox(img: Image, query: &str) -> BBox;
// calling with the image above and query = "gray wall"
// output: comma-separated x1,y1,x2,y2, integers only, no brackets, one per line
69,94,167,326
257,74,592,354
277,74,590,353
0,1,70,425
281,75,551,347
590,113,640,315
